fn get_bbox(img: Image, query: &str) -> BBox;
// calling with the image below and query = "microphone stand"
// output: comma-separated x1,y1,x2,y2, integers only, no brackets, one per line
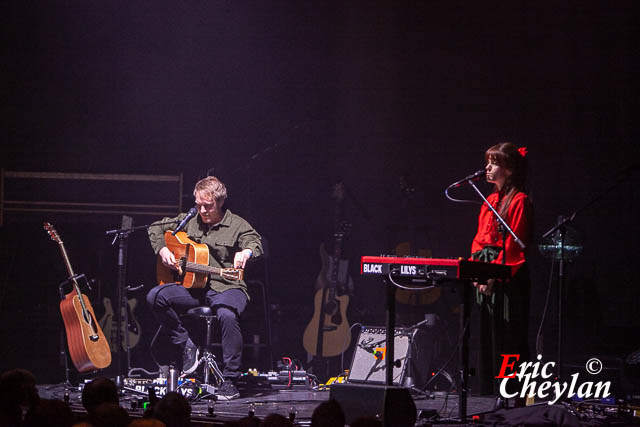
105,218,181,379
542,215,568,382
403,319,432,397
466,182,526,251
105,219,182,237
456,178,526,421
540,163,638,383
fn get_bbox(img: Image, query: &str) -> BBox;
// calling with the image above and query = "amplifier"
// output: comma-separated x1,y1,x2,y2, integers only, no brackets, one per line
347,326,416,386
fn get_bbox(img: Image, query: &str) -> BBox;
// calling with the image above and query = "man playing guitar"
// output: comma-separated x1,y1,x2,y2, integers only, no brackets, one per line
146,176,262,401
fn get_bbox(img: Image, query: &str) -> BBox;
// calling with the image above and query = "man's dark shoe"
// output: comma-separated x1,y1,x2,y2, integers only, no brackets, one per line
181,339,200,375
216,380,240,401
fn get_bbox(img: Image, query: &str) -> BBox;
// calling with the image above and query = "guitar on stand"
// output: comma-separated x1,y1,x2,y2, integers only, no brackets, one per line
303,183,353,379
99,295,141,352
44,222,111,373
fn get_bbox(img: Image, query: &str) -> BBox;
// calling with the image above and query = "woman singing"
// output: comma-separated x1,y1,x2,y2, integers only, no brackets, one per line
471,142,532,402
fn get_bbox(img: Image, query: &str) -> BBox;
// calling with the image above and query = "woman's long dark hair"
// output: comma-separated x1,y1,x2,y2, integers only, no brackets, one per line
485,142,528,217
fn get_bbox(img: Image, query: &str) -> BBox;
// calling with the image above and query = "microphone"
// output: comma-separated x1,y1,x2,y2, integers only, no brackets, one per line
448,169,486,188
172,207,197,236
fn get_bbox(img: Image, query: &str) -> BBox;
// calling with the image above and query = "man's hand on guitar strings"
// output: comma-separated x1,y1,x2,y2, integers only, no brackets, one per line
234,249,252,269
159,247,179,271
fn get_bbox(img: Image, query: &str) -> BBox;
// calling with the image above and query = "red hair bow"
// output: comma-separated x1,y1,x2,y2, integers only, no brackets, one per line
518,146,528,157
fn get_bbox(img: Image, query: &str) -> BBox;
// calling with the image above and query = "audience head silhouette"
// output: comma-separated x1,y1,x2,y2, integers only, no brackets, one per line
81,376,119,415
153,392,191,427
311,399,345,427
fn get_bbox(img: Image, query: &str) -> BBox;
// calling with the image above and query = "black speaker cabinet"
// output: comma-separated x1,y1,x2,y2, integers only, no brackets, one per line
330,383,417,427
347,326,416,386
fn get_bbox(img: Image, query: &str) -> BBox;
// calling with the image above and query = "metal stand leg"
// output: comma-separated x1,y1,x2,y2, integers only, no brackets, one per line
458,280,471,422
403,333,415,388
198,316,224,395
402,330,433,398
203,353,225,386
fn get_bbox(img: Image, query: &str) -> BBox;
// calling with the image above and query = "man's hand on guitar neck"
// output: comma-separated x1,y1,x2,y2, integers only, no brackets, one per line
159,247,182,274
234,249,253,269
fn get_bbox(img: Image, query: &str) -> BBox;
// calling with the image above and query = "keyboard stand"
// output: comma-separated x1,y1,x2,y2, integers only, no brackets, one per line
458,279,471,422
383,277,396,387
381,274,471,423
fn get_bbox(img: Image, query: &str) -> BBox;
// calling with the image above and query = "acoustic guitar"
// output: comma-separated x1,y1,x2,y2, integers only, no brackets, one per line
44,223,111,373
157,231,244,287
303,183,352,358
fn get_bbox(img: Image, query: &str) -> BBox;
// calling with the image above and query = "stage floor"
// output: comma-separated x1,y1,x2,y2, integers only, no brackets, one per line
37,382,634,426
38,382,497,426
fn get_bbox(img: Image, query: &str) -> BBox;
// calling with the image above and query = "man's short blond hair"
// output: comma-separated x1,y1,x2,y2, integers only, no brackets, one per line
193,176,227,201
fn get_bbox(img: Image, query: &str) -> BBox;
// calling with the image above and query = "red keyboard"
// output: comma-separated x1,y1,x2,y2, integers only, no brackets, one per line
360,256,510,282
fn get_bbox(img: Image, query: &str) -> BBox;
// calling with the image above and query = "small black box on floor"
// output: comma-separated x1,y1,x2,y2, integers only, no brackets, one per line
235,374,272,391
329,383,416,427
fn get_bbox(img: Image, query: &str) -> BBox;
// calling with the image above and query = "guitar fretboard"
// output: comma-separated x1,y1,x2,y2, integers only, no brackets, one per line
184,260,221,275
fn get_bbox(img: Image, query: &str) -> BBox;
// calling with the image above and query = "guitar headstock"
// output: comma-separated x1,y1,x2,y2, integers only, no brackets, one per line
220,268,244,281
44,222,62,243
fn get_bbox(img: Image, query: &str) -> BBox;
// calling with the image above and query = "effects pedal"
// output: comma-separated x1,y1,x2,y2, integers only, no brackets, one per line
122,377,198,398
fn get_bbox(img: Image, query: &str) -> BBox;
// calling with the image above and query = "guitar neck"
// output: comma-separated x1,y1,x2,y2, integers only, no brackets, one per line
184,261,222,276
55,239,91,318
328,233,346,295
57,241,84,296
58,241,76,278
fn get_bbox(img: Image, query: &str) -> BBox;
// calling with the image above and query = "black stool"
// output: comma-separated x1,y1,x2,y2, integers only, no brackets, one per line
182,306,225,390
148,306,224,391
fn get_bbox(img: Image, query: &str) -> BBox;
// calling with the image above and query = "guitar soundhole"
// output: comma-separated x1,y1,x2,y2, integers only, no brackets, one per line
324,300,337,314
84,310,100,341
330,311,342,325
82,310,93,325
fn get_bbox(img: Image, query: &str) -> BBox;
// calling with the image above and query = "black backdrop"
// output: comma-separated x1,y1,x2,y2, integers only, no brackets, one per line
1,2,638,386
